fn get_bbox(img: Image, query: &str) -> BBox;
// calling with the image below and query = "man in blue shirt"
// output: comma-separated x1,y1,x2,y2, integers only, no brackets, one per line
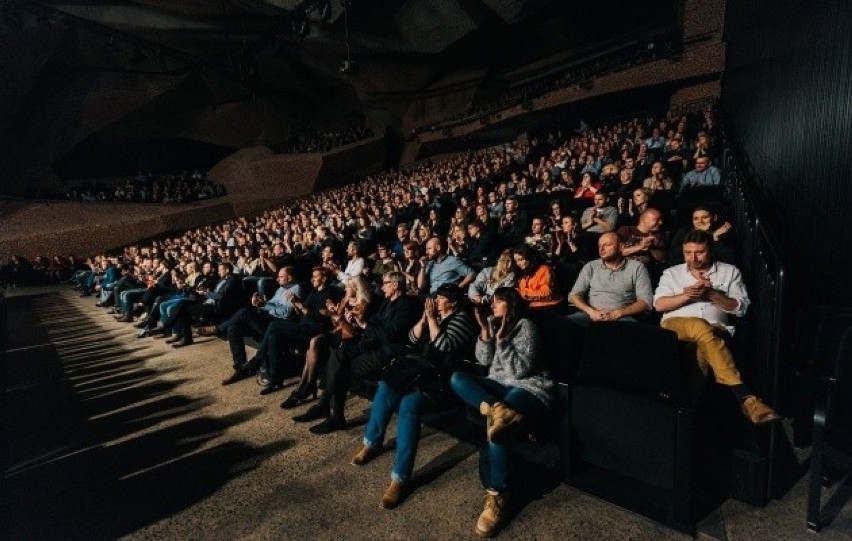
679,157,722,194
205,266,304,384
417,237,476,294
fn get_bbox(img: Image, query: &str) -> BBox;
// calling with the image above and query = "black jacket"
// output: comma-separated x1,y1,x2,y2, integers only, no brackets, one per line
360,295,420,362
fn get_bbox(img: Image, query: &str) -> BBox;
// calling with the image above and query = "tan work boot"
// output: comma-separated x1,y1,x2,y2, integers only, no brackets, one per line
379,480,406,509
480,401,524,442
351,445,381,466
741,396,781,425
475,490,507,537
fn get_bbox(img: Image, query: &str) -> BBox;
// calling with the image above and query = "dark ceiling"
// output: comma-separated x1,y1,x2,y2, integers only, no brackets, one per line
15,0,680,95
0,0,680,188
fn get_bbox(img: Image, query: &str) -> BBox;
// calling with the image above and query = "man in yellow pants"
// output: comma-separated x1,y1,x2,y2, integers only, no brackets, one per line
654,230,780,424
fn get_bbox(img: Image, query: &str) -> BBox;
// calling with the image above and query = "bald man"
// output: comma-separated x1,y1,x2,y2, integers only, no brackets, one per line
567,232,653,327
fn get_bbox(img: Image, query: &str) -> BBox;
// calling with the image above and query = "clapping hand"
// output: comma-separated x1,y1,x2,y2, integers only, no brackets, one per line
423,297,439,321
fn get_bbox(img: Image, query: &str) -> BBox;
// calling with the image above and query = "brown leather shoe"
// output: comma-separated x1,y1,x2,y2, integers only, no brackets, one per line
379,480,406,509
741,396,781,425
475,491,507,538
196,325,218,337
351,445,381,466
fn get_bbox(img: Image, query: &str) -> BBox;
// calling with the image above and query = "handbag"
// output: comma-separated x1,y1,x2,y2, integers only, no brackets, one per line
382,345,455,404
382,353,429,395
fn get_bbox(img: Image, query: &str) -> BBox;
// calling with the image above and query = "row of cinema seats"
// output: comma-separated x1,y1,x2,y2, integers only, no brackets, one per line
232,298,753,534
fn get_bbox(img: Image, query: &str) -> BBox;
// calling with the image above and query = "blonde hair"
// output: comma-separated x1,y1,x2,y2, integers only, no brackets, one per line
488,250,514,286
346,275,373,305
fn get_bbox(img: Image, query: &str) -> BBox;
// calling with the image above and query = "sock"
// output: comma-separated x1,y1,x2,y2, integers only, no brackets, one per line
730,383,752,402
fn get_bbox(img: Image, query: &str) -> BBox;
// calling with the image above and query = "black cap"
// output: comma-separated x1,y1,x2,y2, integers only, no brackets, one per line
435,283,462,303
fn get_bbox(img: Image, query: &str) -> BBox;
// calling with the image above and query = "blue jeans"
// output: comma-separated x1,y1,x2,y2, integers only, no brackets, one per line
449,371,546,491
363,381,430,482
160,298,189,335
119,288,147,316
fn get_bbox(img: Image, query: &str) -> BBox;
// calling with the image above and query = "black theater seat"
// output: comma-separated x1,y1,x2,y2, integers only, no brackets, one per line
560,321,708,533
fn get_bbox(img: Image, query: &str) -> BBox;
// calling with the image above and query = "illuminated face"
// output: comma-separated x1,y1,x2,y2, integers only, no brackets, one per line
531,219,544,234
695,158,710,171
310,270,326,288
491,296,508,318
425,239,441,260
513,253,530,271
640,210,662,232
593,194,607,208
683,242,711,271
435,294,453,313
598,233,620,261
632,189,647,206
692,210,714,231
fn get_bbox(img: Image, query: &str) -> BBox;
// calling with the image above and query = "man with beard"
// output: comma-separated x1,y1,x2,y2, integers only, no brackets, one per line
654,230,780,425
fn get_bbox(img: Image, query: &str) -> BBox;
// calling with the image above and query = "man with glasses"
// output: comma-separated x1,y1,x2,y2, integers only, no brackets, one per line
294,271,419,434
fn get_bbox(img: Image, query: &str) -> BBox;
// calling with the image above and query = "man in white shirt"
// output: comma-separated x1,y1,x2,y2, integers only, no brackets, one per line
654,230,780,425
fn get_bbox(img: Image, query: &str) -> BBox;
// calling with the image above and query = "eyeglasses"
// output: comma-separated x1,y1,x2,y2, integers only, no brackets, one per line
382,281,394,285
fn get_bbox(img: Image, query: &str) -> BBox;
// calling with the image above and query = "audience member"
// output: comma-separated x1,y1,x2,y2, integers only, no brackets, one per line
351,283,476,508
654,230,780,424
566,232,653,327
450,287,553,538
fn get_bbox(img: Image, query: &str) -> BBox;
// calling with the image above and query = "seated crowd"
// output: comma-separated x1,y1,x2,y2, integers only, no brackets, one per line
59,107,777,537
414,41,683,135
65,170,227,204
280,125,375,154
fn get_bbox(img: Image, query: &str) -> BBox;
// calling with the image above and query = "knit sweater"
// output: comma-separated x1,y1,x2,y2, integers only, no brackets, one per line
474,318,554,408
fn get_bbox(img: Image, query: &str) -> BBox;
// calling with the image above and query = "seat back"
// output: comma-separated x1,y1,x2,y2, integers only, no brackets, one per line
575,322,686,403
570,322,692,490
826,327,852,453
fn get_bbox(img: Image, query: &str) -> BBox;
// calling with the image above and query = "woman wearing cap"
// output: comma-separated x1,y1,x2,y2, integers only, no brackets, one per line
349,283,477,509
449,287,553,538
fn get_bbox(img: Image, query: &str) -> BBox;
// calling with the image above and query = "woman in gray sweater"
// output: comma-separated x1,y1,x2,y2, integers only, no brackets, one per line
449,287,553,538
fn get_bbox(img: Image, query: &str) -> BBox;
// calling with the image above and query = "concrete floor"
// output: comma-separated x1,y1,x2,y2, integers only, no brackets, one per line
1,286,850,540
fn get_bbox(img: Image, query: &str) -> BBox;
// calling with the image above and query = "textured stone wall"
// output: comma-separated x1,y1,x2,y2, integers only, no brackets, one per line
669,80,721,109
0,136,385,259
683,0,726,39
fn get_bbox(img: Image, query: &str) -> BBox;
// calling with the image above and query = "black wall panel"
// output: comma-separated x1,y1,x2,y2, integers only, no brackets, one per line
723,0,852,305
